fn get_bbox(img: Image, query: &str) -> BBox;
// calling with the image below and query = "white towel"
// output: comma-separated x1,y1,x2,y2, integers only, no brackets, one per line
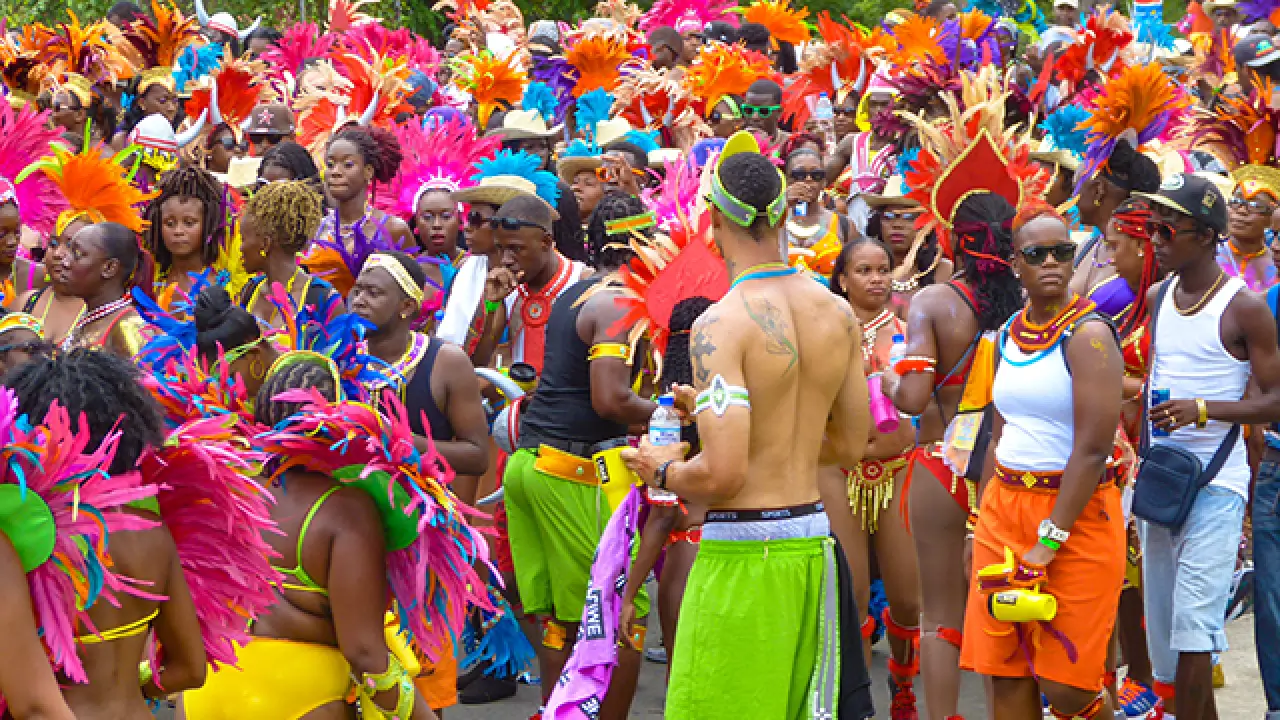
436,254,488,347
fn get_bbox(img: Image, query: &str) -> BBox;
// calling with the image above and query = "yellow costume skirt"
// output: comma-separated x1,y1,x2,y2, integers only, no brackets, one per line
183,637,351,719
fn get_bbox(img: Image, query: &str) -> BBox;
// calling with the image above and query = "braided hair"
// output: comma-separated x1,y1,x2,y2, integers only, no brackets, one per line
585,191,646,270
259,141,320,183
951,193,1022,332
244,180,324,255
142,167,225,275
4,349,164,475
1107,197,1163,338
329,125,403,204
254,355,339,428
659,296,714,390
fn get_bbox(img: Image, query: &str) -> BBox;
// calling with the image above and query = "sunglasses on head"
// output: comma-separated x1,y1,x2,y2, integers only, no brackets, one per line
215,136,250,152
489,216,550,233
788,169,825,183
741,104,781,118
1018,242,1077,266
595,166,647,182
1229,196,1275,215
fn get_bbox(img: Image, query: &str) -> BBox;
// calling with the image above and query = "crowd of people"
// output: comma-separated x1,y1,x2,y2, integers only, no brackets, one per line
0,0,1276,718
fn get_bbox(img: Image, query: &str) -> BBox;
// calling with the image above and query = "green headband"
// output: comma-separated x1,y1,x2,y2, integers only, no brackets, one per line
709,164,787,228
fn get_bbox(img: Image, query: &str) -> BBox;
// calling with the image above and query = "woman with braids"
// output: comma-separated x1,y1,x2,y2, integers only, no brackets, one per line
963,201,1126,720
828,236,922,719
5,350,209,718
882,74,1047,720
258,140,321,185
142,167,227,313
305,125,415,296
238,180,338,332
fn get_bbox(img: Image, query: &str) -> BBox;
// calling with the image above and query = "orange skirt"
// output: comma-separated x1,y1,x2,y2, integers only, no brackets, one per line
960,474,1125,691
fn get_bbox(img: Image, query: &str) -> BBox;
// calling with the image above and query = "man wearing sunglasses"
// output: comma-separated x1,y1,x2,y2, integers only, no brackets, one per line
1220,173,1279,291
475,194,589,374
622,132,874,720
743,78,789,151
1134,172,1280,720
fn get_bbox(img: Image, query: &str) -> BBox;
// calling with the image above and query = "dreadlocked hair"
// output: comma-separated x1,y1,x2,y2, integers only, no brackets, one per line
659,296,715,390
260,141,320,183
952,192,1021,332
245,180,324,255
143,166,226,275
829,236,895,301
330,125,404,201
585,190,646,270
254,355,339,428
1108,196,1163,338
4,349,164,475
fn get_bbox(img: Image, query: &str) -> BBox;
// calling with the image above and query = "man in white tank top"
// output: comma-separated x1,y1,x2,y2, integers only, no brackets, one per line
1138,173,1280,720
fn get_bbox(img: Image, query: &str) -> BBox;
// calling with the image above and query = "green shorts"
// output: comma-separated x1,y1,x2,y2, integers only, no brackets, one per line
666,532,840,720
504,447,649,623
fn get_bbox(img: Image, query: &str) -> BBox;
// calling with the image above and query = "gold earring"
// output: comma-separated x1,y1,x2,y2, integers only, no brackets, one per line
1093,195,1103,208
249,359,265,380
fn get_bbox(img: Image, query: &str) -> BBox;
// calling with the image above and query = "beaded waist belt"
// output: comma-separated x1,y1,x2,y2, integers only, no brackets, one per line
993,462,1121,492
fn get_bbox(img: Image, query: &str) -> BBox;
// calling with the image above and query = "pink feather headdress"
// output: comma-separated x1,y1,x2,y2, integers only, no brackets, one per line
640,0,739,33
341,22,441,76
0,104,68,236
259,23,335,96
383,117,501,219
255,388,494,664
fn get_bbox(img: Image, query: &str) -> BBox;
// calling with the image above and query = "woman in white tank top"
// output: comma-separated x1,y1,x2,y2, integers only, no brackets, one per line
963,204,1127,720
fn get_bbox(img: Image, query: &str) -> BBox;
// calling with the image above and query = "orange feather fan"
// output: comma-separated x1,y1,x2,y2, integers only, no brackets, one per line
886,15,945,68
34,145,157,235
1078,62,1186,146
185,58,266,133
683,43,771,114
739,0,811,46
564,33,634,97
452,51,527,126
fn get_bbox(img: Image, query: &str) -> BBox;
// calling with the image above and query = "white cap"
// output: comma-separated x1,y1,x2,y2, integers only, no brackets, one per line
1055,0,1079,8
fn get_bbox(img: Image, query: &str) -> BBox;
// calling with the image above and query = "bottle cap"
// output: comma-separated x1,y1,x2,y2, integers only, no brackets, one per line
892,334,905,343
659,395,675,406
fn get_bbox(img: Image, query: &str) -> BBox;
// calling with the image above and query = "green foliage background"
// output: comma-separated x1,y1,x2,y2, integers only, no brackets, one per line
3,0,1193,43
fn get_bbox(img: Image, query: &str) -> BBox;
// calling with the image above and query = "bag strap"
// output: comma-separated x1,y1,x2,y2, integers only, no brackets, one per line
1140,279,1173,456
1199,424,1242,487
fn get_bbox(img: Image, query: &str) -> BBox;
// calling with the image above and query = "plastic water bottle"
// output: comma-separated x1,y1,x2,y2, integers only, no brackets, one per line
648,396,682,505
814,92,838,151
887,334,907,372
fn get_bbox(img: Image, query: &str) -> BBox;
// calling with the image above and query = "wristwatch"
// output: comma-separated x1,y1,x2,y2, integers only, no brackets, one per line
656,460,675,489
1037,518,1070,545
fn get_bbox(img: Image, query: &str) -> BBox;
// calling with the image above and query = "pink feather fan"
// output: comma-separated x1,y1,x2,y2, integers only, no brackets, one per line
0,103,69,236
640,0,739,32
256,388,493,663
382,117,501,219
140,415,281,670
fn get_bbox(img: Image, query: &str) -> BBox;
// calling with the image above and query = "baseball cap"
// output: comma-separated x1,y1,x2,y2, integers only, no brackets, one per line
1236,34,1280,68
1134,172,1228,235
1055,0,1079,8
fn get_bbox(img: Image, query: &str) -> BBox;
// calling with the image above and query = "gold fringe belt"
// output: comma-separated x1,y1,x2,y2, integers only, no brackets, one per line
846,450,911,533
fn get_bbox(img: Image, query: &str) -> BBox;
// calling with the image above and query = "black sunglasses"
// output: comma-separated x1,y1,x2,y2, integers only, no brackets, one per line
1019,242,1077,266
468,210,494,227
489,216,550,233
215,136,250,152
789,169,825,183
250,133,285,148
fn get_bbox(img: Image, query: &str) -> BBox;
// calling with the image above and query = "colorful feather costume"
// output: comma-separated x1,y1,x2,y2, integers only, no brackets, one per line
383,116,501,220
122,0,204,92
451,51,527,127
530,54,578,121
341,22,441,78
0,43,52,107
294,51,407,161
0,104,69,236
264,281,389,398
885,14,946,69
1191,77,1280,196
259,23,335,97
184,55,267,143
612,64,701,133
784,14,882,127
1055,10,1134,92
640,0,739,33
901,67,1050,257
738,0,811,47
328,0,381,32
563,32,634,98
595,0,645,28
683,43,771,117
24,143,157,236
1076,62,1188,187
38,11,134,87
0,390,159,689
254,388,493,663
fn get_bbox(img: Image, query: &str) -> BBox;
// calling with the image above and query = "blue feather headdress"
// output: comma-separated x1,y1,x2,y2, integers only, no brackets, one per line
1040,105,1090,160
522,82,560,125
471,149,562,207
575,88,614,145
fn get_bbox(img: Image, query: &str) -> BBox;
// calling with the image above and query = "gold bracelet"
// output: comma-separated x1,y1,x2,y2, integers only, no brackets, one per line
1196,398,1208,429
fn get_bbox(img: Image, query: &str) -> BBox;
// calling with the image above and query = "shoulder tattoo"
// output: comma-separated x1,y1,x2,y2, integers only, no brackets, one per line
742,294,799,373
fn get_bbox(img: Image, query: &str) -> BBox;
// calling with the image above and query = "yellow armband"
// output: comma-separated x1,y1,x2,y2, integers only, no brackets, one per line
588,342,631,362
354,652,415,720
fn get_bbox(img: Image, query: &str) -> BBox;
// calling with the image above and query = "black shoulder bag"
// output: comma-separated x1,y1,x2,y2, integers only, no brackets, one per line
1132,279,1240,530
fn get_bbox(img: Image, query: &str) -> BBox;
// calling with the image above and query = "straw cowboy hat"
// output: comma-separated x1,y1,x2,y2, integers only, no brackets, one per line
863,176,921,207
490,109,563,140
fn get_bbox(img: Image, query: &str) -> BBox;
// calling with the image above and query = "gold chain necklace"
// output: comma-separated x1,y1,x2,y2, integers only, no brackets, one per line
1174,271,1226,316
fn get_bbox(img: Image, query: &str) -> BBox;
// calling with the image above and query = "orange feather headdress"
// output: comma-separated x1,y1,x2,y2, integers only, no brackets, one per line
184,56,266,141
30,144,158,236
451,51,527,127
40,11,134,87
739,0,811,46
564,32,635,98
683,43,771,117
901,67,1048,254
885,14,946,68
123,0,203,93
1077,62,1187,184
613,65,702,133
1055,10,1134,90
1192,76,1280,197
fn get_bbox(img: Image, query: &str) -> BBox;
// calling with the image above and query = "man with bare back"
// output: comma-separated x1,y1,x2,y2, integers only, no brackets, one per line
623,132,875,720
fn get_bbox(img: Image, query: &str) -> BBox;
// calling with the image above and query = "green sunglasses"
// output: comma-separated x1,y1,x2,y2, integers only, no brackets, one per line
741,104,781,118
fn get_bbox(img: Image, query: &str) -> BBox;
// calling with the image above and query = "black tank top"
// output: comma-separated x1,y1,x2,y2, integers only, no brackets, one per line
404,336,455,441
519,276,628,450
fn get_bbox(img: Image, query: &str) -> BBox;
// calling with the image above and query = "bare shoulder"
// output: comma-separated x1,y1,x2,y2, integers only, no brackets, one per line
321,485,385,541
435,340,476,375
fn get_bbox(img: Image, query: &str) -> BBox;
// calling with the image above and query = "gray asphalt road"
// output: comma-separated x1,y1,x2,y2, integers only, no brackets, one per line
451,612,1267,719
